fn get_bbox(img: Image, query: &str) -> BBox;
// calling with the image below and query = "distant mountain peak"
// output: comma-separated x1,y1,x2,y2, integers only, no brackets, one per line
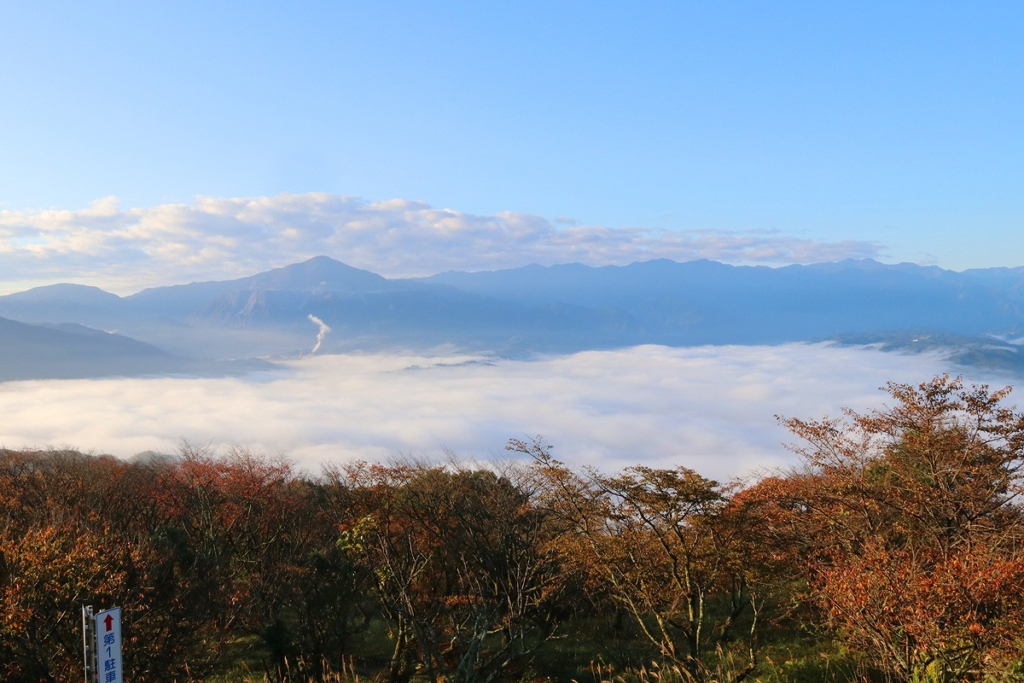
5,283,123,303
239,255,392,293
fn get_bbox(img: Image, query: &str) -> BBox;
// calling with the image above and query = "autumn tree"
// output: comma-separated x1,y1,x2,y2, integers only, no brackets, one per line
779,375,1024,681
0,449,216,682
0,446,328,682
147,445,344,678
344,460,569,683
514,439,761,682
266,473,373,680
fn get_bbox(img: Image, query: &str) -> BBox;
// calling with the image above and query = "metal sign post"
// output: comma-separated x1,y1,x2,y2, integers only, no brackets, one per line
81,606,96,683
93,607,124,683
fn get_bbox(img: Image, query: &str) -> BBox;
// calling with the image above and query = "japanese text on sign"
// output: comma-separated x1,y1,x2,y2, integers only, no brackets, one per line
93,607,123,683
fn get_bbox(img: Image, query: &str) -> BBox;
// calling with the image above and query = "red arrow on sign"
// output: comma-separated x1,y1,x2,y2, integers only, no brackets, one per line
104,614,114,632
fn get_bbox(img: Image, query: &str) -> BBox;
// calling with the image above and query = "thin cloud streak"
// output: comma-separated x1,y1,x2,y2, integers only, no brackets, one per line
0,344,990,481
307,314,331,355
0,194,883,294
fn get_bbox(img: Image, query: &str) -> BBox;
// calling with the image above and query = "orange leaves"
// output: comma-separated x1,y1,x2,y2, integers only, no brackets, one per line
4,376,1024,682
0,446,318,682
0,520,136,681
518,439,762,682
779,375,1024,680
347,459,572,682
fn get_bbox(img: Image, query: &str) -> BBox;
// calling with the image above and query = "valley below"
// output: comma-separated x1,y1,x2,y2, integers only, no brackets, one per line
3,255,1023,476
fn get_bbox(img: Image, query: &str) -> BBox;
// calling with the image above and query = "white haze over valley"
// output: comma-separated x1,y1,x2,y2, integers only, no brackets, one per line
0,343,1001,481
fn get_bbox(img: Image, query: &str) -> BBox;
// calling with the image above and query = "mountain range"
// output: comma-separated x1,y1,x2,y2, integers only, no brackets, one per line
3,256,1024,381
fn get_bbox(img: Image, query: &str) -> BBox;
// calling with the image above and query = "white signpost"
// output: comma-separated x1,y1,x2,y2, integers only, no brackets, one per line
84,606,124,683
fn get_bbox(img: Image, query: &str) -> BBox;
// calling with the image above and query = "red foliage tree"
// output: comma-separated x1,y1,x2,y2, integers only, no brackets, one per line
778,375,1024,681
515,438,763,682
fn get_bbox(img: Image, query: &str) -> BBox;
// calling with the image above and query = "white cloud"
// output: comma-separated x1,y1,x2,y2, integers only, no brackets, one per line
0,193,882,294
0,344,997,482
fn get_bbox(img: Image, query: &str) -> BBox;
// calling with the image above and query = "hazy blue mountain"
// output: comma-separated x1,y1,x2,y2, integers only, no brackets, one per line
1,283,122,307
0,283,126,327
829,329,1024,376
0,316,276,381
147,259,550,351
188,282,639,356
233,254,395,293
125,255,400,318
17,257,635,355
5,257,1024,374
0,257,400,323
0,257,415,360
421,259,1024,344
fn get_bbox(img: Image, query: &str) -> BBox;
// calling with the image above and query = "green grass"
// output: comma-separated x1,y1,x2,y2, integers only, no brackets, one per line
203,611,893,683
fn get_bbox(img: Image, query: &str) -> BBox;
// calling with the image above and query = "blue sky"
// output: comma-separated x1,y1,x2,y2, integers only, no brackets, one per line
2,1,1023,290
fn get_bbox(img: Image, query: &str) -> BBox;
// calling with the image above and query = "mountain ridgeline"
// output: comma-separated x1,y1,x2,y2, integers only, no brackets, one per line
2,256,1024,380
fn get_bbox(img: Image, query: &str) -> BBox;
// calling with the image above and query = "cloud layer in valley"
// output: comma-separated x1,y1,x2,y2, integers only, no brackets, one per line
0,344,998,481
0,194,883,294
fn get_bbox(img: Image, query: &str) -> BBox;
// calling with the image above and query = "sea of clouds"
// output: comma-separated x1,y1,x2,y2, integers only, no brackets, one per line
0,343,1004,481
